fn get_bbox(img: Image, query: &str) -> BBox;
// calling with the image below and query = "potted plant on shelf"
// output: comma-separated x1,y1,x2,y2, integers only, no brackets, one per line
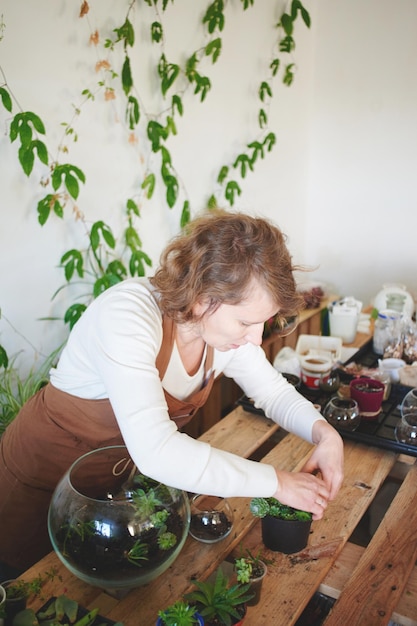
249,497,312,554
185,568,253,626
156,599,204,626
233,549,270,607
0,570,58,626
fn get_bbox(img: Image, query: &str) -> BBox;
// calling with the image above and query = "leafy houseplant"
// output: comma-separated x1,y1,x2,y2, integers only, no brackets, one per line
185,568,253,626
156,599,204,626
250,497,312,554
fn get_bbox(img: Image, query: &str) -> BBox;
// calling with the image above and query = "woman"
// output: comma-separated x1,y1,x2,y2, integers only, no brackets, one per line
0,209,343,574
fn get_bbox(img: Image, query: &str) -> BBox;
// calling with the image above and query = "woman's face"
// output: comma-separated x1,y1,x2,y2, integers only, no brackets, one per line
194,280,278,352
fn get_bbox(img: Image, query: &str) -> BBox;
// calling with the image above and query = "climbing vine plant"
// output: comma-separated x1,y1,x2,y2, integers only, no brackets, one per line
0,0,310,347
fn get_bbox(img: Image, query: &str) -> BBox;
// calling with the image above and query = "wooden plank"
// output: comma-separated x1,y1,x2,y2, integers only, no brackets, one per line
320,541,417,626
323,461,417,626
237,440,397,625
199,406,279,456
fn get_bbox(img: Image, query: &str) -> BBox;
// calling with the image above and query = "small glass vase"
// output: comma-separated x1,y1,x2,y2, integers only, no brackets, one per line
189,494,234,544
401,388,417,418
322,396,361,432
395,412,417,446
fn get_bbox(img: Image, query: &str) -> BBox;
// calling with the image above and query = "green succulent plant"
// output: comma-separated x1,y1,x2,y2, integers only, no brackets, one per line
249,497,312,521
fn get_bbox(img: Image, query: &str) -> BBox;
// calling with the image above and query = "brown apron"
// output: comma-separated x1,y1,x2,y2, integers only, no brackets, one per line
0,316,215,571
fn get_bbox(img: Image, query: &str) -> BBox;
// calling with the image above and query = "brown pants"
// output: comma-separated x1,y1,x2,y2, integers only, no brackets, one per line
0,384,122,571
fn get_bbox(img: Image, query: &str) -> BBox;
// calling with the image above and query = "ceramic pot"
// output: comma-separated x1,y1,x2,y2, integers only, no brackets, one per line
349,378,385,419
261,516,312,554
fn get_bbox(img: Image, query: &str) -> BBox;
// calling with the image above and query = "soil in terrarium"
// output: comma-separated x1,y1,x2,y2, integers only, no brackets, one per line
55,482,185,580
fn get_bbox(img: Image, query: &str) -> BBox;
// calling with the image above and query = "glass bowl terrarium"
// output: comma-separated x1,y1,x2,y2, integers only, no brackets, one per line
48,445,190,590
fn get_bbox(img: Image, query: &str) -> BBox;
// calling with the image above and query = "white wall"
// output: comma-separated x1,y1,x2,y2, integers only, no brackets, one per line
306,0,417,304
0,0,416,367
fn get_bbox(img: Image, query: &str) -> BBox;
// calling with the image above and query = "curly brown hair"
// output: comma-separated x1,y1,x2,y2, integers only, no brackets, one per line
150,209,305,324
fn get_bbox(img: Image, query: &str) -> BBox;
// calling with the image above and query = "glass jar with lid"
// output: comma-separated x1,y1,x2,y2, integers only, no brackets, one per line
373,309,402,355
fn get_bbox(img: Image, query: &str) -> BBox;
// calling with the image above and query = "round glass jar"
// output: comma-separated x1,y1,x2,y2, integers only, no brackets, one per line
48,445,190,590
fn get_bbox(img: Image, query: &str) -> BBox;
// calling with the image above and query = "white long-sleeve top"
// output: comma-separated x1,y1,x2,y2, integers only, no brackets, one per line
50,278,325,498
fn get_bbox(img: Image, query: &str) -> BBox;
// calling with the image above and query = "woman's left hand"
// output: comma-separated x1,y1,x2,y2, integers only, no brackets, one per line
301,419,344,501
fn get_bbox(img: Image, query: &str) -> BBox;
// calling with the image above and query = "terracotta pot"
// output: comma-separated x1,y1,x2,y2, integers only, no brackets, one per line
349,377,385,420
261,516,312,553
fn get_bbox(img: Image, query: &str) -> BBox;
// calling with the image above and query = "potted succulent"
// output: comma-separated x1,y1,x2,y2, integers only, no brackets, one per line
156,599,204,626
249,497,312,554
233,548,271,607
185,568,253,626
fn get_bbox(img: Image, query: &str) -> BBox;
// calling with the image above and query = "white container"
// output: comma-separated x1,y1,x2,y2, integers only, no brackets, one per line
295,335,342,363
328,297,362,344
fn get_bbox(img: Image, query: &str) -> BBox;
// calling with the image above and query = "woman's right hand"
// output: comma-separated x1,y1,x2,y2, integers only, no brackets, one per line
273,469,330,521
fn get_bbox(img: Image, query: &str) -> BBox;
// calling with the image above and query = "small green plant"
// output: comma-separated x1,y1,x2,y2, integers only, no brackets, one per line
234,548,272,584
126,540,149,566
3,568,60,601
249,497,312,521
11,594,125,626
157,599,202,626
185,568,253,626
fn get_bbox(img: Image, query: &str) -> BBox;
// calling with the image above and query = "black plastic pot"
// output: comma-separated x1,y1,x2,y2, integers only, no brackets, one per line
261,516,312,554
0,580,27,626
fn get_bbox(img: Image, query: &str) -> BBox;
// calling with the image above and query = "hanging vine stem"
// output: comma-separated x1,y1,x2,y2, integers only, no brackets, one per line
0,0,310,338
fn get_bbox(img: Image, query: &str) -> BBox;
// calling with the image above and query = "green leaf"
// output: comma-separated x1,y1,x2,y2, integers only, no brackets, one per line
207,195,218,209
64,303,87,330
147,120,167,152
259,81,272,102
280,35,295,53
18,144,35,176
107,260,128,280
126,95,140,129
151,21,163,43
121,55,133,96
263,132,276,151
233,153,253,178
0,86,12,112
283,63,295,86
171,94,183,116
90,221,115,251
125,225,142,250
32,139,49,165
165,115,177,137
126,198,140,217
142,173,156,199
258,108,268,128
270,58,280,76
180,200,191,228
225,180,241,206
240,0,254,8
217,165,228,184
129,250,152,277
61,249,84,281
194,75,211,101
205,38,222,63
248,140,264,162
51,164,86,198
280,13,293,36
8,608,38,626
0,345,9,369
202,0,225,34
37,194,61,225
165,176,179,208
114,17,134,47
